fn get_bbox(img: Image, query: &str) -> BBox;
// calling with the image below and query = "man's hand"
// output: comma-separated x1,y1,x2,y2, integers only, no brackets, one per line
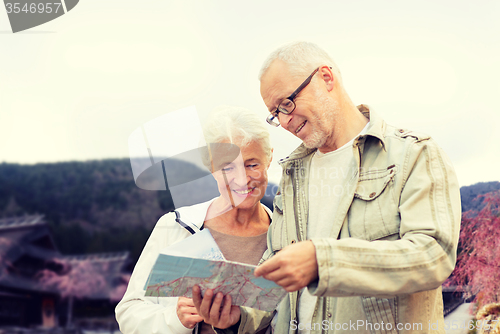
254,240,318,292
176,297,203,329
192,285,241,329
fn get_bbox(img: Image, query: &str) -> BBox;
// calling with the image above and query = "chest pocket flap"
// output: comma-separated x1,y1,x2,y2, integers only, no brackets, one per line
350,164,399,241
355,164,397,200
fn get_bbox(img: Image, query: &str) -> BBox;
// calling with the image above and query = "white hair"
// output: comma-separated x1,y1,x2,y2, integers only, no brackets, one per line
201,106,272,169
258,41,342,83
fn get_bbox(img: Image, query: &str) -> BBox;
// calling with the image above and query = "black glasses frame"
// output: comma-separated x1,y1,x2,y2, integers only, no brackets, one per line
266,66,331,127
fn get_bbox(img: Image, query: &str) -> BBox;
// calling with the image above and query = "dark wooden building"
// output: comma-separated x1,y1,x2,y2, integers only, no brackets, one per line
0,215,130,328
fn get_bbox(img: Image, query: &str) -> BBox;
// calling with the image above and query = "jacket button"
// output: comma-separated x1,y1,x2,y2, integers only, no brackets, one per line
286,169,291,175
399,129,404,133
369,192,376,198
327,312,332,318
291,240,296,244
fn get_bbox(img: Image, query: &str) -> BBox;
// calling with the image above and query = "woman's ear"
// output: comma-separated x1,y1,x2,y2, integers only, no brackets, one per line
267,148,274,168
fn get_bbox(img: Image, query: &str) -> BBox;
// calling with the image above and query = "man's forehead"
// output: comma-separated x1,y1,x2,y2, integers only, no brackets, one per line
261,60,290,85
260,61,295,109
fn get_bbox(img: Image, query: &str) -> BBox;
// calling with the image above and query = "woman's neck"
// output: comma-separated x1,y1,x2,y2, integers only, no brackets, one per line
204,199,270,236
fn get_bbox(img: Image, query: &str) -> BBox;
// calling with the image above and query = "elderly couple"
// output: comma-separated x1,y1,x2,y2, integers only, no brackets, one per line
116,41,461,334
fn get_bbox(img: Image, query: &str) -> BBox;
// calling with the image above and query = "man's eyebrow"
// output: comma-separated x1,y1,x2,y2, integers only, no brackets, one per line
268,92,290,113
265,93,280,113
267,101,279,113
265,101,275,113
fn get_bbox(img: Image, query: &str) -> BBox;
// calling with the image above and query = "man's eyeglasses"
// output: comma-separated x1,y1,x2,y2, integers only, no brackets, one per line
266,67,331,127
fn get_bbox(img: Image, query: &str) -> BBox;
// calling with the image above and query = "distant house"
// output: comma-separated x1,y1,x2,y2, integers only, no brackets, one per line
0,215,130,328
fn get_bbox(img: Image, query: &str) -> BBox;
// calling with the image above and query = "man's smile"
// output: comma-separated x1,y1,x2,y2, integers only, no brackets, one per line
295,120,307,134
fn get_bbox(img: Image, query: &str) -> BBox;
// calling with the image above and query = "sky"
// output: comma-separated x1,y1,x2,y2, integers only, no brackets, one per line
0,0,499,187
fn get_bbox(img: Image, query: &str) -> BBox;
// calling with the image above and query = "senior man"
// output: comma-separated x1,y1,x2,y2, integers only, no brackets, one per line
194,41,461,334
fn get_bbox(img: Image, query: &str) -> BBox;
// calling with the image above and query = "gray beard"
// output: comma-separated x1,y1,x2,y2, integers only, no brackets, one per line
302,127,328,149
302,93,343,149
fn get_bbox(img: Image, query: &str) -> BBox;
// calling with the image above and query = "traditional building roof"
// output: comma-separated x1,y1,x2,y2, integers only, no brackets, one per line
0,215,46,230
0,215,130,299
63,251,129,262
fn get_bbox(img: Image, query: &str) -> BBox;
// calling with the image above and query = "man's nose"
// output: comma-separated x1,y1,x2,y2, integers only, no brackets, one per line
279,112,293,129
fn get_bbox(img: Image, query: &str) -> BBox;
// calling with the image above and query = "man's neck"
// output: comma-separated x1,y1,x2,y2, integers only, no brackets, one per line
318,103,368,154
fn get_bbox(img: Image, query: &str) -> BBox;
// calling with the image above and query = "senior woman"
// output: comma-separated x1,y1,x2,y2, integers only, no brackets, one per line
115,106,273,334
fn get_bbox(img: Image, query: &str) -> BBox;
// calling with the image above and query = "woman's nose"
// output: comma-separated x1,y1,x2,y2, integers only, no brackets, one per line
233,165,249,187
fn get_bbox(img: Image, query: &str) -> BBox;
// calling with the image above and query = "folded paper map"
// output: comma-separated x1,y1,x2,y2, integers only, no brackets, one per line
144,230,286,312
159,229,225,261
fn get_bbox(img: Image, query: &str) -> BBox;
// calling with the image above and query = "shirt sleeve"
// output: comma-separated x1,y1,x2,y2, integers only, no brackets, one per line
308,138,461,297
115,213,194,334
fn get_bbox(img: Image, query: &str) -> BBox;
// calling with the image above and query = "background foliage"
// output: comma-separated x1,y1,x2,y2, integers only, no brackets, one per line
448,190,500,308
1,160,499,267
0,159,276,263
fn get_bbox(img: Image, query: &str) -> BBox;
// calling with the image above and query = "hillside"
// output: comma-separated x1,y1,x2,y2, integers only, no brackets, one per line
0,159,274,261
460,181,500,212
1,159,498,262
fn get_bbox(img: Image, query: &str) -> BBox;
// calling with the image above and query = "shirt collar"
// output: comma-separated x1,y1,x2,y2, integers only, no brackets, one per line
280,104,386,164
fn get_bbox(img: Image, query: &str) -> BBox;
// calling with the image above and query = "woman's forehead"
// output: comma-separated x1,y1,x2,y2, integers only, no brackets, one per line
211,140,267,164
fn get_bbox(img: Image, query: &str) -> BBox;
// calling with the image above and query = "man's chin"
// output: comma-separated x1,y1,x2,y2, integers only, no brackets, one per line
302,134,326,149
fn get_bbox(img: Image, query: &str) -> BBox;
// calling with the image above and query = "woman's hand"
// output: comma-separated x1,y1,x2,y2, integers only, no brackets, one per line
192,285,241,329
177,297,204,329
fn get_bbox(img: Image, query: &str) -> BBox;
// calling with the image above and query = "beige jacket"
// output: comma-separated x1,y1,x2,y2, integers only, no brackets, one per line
225,106,461,334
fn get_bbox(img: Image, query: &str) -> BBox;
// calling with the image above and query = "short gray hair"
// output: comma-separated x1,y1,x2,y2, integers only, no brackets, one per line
258,41,342,83
201,106,272,169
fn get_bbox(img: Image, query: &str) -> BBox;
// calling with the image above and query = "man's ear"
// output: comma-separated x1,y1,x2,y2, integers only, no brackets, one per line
319,66,335,92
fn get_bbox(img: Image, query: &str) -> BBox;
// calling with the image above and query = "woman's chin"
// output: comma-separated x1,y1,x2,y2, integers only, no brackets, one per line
232,195,261,210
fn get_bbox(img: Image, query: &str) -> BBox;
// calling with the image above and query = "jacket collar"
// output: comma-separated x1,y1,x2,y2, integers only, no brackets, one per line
279,104,386,165
176,198,216,229
358,104,386,150
175,198,273,229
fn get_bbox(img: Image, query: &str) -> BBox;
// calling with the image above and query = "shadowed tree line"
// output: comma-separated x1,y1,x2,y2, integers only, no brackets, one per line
460,181,500,212
1,160,498,264
0,159,185,263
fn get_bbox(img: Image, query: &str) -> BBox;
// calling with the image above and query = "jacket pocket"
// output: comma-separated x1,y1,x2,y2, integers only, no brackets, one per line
361,296,398,334
349,165,400,241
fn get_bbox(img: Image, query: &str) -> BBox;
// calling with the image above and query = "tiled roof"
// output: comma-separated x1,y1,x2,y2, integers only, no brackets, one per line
63,252,129,263
0,215,45,230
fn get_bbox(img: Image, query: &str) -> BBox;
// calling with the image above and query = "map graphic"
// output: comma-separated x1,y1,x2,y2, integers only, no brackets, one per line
159,229,225,261
145,254,286,312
